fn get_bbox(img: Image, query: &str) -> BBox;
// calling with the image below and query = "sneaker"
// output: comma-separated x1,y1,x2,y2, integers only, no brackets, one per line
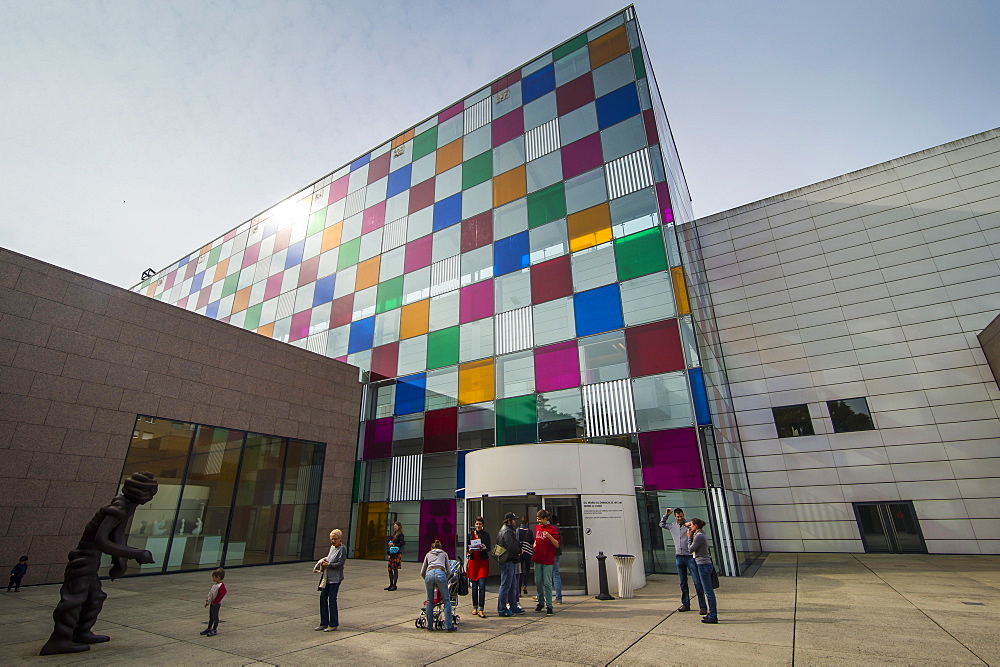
314,626,327,631
206,630,217,636
701,617,718,624
535,603,544,612
512,607,525,615
200,629,210,635
324,626,337,632
498,610,513,617
546,607,553,615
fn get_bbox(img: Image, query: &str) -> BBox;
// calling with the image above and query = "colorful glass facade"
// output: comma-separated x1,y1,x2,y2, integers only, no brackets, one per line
134,9,749,572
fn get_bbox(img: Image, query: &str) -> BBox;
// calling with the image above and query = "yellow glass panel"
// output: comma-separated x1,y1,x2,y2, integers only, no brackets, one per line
321,222,342,252
493,164,526,208
459,358,495,405
567,203,613,252
399,299,430,339
354,501,389,559
392,128,414,149
436,138,463,174
671,266,691,315
213,258,229,283
257,322,275,338
589,25,630,69
355,257,381,291
232,286,252,314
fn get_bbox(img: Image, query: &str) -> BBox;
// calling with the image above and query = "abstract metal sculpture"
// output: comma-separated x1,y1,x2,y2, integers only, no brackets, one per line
39,471,158,655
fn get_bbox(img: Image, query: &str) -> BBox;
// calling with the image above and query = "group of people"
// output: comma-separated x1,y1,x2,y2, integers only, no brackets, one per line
659,507,719,623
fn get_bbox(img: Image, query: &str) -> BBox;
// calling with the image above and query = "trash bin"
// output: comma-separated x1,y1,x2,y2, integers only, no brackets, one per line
612,554,636,599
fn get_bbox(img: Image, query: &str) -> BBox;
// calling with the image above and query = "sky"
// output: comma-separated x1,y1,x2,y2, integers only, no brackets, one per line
1,0,998,289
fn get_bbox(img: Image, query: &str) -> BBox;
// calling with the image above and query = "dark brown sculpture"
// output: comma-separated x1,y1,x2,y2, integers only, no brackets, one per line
39,471,158,656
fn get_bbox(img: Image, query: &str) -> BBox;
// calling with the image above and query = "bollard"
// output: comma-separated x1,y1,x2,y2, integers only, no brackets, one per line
594,551,615,600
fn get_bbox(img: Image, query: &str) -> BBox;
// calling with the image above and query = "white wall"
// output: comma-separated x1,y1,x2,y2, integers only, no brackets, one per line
693,129,1000,554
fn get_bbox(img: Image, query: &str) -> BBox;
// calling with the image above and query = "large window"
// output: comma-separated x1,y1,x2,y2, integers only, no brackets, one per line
772,404,814,438
117,416,326,576
828,397,875,433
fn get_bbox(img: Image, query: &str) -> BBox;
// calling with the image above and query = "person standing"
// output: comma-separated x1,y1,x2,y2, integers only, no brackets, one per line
687,518,719,624
659,507,705,614
385,521,404,591
420,539,456,632
467,517,491,617
532,509,560,615
495,512,523,617
8,556,28,592
516,517,533,598
200,568,227,636
315,529,346,632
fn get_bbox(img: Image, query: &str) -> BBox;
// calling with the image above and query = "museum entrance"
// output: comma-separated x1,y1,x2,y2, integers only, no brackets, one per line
852,501,927,553
466,495,586,594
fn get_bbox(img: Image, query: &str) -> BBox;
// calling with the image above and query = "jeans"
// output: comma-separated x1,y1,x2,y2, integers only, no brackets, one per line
535,562,554,608
319,582,340,628
553,556,562,602
497,560,519,613
424,569,454,630
208,603,220,631
676,554,705,609
470,577,486,610
692,561,718,620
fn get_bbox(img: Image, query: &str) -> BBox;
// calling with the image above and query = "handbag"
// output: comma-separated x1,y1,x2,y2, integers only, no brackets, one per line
710,568,720,589
491,542,508,564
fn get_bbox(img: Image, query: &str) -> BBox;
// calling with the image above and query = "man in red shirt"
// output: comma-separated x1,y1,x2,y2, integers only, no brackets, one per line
532,509,560,615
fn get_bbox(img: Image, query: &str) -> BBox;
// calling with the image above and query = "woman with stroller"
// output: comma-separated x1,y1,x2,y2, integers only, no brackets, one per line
467,516,491,617
420,539,457,632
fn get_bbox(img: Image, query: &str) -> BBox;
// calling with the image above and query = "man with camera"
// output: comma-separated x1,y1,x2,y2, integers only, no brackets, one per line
494,512,524,617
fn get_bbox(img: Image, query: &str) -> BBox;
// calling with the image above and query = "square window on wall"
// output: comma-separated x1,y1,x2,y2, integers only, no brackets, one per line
537,388,585,441
632,371,693,431
578,330,629,384
773,404,815,438
828,397,875,433
458,401,495,449
496,350,535,399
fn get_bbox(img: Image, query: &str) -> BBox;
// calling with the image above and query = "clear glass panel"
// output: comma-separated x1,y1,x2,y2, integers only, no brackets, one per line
632,371,693,431
533,297,576,345
458,401,495,450
494,197,528,241
429,290,460,331
828,397,875,433
407,207,434,241
226,435,285,566
593,53,636,97
464,126,492,159
460,316,494,362
272,440,323,562
368,382,395,420
432,225,462,263
426,366,459,411
565,167,608,215
422,454,458,500
571,243,616,292
460,245,494,287
525,150,564,193
352,285,377,321
529,219,569,264
554,46,591,86
396,334,428,376
559,103,598,146
523,91,557,131
610,188,658,238
679,315,700,367
494,136,526,175
435,166,462,201
403,266,431,305
537,388,584,441
578,330,629,384
495,268,532,313
620,272,675,325
496,350,536,398
392,413,424,456
601,115,646,163
462,180,493,219
373,309,401,347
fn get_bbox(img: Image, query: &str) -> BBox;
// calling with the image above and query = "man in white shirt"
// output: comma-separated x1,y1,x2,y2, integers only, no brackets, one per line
659,507,706,614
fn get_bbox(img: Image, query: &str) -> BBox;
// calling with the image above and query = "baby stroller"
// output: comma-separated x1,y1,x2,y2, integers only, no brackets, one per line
416,559,466,630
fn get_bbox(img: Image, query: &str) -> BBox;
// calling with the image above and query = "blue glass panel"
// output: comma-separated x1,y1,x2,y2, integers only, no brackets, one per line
494,230,530,276
313,274,336,307
433,192,463,231
456,450,468,499
688,368,711,426
386,163,412,199
596,83,640,130
348,316,376,353
206,300,220,319
351,153,371,170
395,373,427,415
522,64,556,104
191,271,205,293
179,255,190,267
285,240,305,269
573,284,623,337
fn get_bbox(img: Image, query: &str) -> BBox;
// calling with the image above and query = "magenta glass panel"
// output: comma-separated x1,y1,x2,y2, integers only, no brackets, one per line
424,407,458,453
164,270,177,290
289,310,311,342
404,235,433,273
420,499,457,554
363,417,393,460
439,102,463,122
362,200,387,234
223,229,238,242
561,133,603,180
493,108,524,147
643,109,658,146
196,288,211,310
329,174,349,204
656,182,673,224
459,280,494,324
177,296,188,310
534,341,580,393
264,273,284,301
242,242,261,269
638,428,703,490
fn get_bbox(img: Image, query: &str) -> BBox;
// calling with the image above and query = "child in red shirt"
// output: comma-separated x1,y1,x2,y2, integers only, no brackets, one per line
532,510,560,615
201,568,227,636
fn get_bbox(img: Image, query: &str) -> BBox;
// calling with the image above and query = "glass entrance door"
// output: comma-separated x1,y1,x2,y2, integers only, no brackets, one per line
853,501,927,553
542,497,586,594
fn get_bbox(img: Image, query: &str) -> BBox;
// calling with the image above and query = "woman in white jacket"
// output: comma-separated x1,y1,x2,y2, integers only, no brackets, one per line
314,529,346,631
420,539,456,632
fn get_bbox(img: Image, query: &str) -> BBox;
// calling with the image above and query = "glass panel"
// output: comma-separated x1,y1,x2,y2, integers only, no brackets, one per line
493,164,526,208
887,503,925,553
828,397,875,433
537,388,584,441
578,330,629,384
530,254,573,304
424,407,458,453
625,319,685,377
422,454,458,500
460,245,494,286
562,135,604,180
459,401,495,450
571,243,617,292
494,197,528,242
432,225,462,262
772,404,815,438
523,90,557,131
565,168,608,215
493,230,530,276
601,115,646,163
397,334,428,375
596,82,641,129
638,428,703,490
272,440,324,562
420,499,458,555
464,126,492,160
426,366,459,411
496,394,537,446
354,500,389,559
529,220,570,266
373,308,401,346
614,228,668,281
534,340,580,393
495,268,532,313
555,45,591,86
392,413,424,457
621,272,675,326
226,435,285,566
367,381,395,420
427,326,459,369
493,135,526,175
460,317,494,362
593,53,636,98
559,103,598,147
567,203,612,252
610,188,658,238
525,151,563,193
633,372,693,431
402,266,431,305
533,297,576,346
528,177,567,229
459,358,495,405
395,373,426,415
400,299,430,340
496,350,535,398
573,284,624,338
855,504,891,553
429,290,460,331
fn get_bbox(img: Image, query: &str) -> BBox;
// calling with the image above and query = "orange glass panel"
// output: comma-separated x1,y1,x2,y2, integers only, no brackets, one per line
213,258,229,283
145,284,156,296
493,164,526,208
436,138,463,174
391,129,415,149
459,358,495,405
321,222,343,252
671,266,691,315
232,287,252,314
567,203,613,252
399,299,430,339
257,322,275,338
589,25,630,69
355,257,381,291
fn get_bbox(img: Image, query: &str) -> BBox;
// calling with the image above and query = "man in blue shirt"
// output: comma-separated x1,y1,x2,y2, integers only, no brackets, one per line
659,507,706,614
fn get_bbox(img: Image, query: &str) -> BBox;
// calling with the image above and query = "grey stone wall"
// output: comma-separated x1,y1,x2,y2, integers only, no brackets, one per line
0,248,361,584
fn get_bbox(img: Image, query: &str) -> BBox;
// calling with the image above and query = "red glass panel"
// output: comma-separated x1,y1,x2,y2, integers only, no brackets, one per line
556,72,595,116
625,319,684,377
424,407,458,453
461,212,493,252
530,255,573,304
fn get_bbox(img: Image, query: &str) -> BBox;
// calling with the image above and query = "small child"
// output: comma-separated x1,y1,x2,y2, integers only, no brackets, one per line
8,556,28,592
201,568,227,636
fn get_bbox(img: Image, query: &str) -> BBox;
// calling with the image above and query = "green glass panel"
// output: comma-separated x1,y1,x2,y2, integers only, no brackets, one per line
527,182,567,228
243,303,262,330
376,276,405,313
221,272,240,299
337,237,361,270
307,208,328,236
207,245,222,268
462,150,492,190
632,48,646,80
614,228,668,281
554,34,588,61
496,394,537,446
352,460,362,503
426,326,459,369
412,126,438,161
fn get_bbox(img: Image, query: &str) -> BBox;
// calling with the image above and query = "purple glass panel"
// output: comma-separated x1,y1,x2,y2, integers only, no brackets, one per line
561,133,603,180
404,235,433,273
362,200,387,234
493,108,524,148
656,182,673,224
534,341,580,393
289,309,311,342
459,280,494,324
363,417,393,460
420,499,457,554
638,428,703,490
439,102,463,123
328,174,349,204
242,242,261,269
264,273,284,301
